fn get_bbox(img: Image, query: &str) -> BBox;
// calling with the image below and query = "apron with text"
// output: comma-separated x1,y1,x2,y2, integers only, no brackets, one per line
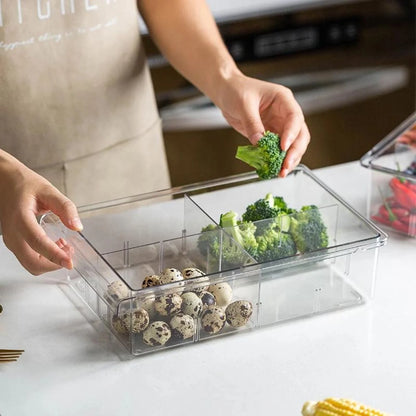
0,0,171,206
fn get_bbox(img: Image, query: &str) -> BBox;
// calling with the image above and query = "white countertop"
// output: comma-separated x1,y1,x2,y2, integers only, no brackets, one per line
1,161,415,416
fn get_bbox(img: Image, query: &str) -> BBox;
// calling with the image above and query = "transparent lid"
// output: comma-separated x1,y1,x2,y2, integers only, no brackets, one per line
360,112,416,180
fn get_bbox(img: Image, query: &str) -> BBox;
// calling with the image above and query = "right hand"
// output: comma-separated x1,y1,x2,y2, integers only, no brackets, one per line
0,151,83,275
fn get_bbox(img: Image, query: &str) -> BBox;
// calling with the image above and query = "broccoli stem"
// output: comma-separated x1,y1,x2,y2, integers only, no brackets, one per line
219,211,244,247
235,146,264,170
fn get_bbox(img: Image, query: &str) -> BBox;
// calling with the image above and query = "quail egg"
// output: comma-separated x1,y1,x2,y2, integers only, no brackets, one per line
181,292,203,318
182,267,209,294
199,291,216,310
137,296,157,320
154,293,182,316
106,280,129,302
122,308,150,333
208,282,233,307
182,267,204,279
225,300,253,328
159,268,185,293
111,315,128,335
142,321,171,346
170,313,195,340
201,305,226,334
159,268,184,284
142,274,160,288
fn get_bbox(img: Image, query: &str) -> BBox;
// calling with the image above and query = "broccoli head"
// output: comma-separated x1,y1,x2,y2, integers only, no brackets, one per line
237,221,258,257
289,205,329,253
242,193,291,234
255,227,297,263
197,224,220,257
235,131,286,179
197,216,255,270
219,211,258,258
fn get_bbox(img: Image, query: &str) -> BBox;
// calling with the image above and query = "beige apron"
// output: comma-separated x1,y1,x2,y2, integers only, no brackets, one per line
0,0,170,206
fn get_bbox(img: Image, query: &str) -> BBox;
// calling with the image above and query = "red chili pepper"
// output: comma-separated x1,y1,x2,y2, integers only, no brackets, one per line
407,182,416,193
389,177,416,210
392,220,412,233
392,207,410,218
386,196,401,208
371,215,391,226
372,214,416,235
378,205,390,220
379,205,409,219
371,215,405,230
399,214,416,226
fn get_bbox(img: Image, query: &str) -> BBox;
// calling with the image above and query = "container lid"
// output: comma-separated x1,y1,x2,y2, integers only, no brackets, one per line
360,112,416,180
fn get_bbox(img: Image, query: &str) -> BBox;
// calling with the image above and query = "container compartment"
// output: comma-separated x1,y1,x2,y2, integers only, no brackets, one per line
41,165,386,356
361,112,416,237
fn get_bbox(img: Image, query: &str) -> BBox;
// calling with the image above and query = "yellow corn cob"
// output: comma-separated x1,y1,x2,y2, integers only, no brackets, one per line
302,398,392,416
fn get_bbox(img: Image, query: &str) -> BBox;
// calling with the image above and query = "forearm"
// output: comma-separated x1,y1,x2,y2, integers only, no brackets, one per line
138,0,241,106
0,149,26,192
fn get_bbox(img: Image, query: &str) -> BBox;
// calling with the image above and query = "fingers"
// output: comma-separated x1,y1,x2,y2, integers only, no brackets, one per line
42,190,83,232
278,92,305,153
8,238,68,276
18,211,73,271
280,123,310,177
239,97,265,145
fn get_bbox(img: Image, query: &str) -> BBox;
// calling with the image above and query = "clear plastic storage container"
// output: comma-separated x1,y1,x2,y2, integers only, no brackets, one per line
41,165,387,356
361,112,416,238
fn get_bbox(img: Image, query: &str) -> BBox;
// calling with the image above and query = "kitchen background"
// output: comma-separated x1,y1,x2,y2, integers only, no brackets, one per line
141,0,416,187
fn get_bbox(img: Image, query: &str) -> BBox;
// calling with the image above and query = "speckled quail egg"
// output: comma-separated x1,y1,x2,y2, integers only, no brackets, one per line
159,268,185,293
159,268,184,284
121,308,149,333
142,321,171,346
142,274,160,288
181,267,209,294
106,280,130,302
208,282,233,307
137,296,157,320
181,292,203,318
199,291,216,310
170,313,195,340
154,293,183,316
111,315,128,335
225,300,253,328
182,267,204,279
201,305,226,334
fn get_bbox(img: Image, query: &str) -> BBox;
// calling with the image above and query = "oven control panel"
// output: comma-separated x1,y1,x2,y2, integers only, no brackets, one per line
225,18,360,62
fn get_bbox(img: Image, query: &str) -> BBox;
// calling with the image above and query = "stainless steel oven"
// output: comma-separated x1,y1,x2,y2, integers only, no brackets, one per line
142,0,416,186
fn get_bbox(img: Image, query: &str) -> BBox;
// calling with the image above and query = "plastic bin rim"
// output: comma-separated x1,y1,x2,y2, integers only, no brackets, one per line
360,111,416,179
73,163,387,246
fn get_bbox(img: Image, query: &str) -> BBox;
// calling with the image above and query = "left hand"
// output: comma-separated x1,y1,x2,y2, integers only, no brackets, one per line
216,72,310,177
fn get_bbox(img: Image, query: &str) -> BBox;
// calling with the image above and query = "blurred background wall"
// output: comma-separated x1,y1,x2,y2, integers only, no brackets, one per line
141,0,416,186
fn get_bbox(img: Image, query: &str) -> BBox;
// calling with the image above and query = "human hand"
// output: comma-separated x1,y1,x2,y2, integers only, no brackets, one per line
216,72,310,177
0,152,82,275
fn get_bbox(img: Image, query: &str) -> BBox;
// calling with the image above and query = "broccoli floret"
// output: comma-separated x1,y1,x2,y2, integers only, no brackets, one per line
289,205,329,253
197,224,220,256
242,193,291,234
220,242,254,269
219,211,258,258
255,227,297,263
237,221,258,257
242,193,288,222
242,193,279,222
235,131,286,179
197,216,255,270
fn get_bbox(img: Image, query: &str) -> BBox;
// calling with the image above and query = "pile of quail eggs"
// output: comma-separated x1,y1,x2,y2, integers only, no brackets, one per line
107,267,254,348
